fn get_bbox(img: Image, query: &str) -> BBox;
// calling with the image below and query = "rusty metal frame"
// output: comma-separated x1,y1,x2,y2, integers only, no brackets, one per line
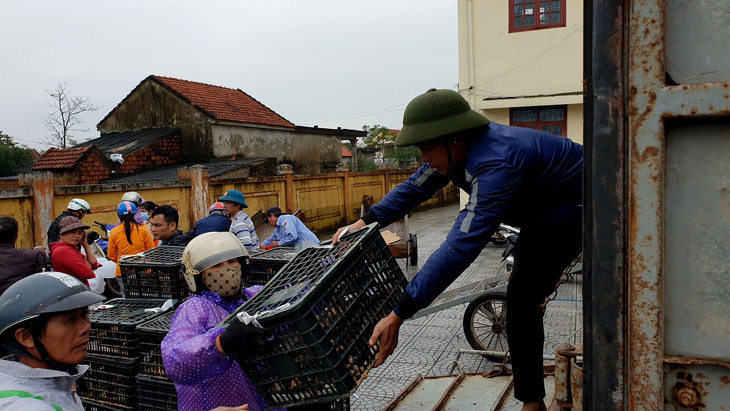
626,0,730,409
583,0,626,408
587,0,730,408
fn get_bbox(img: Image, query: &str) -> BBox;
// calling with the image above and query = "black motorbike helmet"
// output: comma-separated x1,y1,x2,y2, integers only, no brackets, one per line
0,272,105,370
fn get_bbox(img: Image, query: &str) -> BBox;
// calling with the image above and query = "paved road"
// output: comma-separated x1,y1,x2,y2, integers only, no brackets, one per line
349,203,583,410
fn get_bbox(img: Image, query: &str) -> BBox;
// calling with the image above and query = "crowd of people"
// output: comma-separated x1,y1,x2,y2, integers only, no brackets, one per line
0,189,321,410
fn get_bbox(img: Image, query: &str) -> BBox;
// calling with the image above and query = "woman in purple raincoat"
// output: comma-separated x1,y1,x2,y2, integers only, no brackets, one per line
162,232,283,411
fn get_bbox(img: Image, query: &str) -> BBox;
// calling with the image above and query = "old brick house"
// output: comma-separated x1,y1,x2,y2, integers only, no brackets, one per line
97,75,363,174
31,145,112,185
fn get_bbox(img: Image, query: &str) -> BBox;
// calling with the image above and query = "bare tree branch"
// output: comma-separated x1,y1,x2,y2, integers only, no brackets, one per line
41,82,101,148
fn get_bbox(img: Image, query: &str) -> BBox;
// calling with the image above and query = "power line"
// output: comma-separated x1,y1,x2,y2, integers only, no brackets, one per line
461,25,583,93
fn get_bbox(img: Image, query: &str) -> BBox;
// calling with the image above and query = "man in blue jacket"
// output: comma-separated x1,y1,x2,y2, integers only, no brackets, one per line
333,89,582,411
194,202,232,235
260,207,319,249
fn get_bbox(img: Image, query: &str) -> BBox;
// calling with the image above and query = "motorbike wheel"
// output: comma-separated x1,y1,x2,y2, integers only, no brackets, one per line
463,290,509,362
104,278,122,299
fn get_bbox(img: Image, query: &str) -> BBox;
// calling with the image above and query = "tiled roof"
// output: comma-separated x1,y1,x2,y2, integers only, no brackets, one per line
76,127,178,159
32,146,95,170
104,157,273,183
342,146,352,157
99,75,294,129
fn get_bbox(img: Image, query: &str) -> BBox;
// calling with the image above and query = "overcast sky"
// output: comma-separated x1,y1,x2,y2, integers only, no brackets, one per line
0,0,458,151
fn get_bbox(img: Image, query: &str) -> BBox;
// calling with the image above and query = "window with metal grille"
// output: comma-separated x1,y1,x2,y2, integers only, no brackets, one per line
509,0,566,33
510,105,566,136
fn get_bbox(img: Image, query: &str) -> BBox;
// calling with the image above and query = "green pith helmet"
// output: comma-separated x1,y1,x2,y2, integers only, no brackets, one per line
395,88,491,147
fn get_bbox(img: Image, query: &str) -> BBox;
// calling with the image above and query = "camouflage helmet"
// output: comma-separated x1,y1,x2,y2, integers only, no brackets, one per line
395,88,490,147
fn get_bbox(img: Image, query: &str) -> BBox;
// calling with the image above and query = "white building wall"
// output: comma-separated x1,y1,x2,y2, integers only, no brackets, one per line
457,0,584,144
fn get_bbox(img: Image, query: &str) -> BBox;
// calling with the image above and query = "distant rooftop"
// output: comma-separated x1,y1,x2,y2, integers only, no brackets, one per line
98,75,295,129
75,127,179,159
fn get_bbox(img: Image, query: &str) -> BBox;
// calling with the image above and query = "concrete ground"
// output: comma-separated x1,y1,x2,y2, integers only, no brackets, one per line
348,203,583,410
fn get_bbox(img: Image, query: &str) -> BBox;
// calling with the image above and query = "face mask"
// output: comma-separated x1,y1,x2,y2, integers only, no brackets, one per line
140,212,149,221
203,265,242,298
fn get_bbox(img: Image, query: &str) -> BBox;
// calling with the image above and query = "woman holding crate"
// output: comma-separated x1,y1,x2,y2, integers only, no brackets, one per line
107,201,155,298
162,232,282,411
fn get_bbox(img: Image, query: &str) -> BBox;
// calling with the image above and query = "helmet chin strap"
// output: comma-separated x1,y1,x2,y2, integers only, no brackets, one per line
443,141,456,176
31,333,79,374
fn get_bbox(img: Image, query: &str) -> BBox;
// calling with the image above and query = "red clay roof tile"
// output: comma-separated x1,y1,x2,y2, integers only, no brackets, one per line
152,76,294,128
32,146,95,170
342,145,352,157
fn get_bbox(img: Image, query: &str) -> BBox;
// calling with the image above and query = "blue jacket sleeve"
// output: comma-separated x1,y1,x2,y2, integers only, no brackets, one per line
260,229,279,247
394,160,527,319
161,298,234,385
368,165,451,227
276,217,299,247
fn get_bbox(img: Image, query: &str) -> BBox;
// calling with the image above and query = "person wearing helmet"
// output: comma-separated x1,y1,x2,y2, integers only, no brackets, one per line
332,89,582,411
49,216,101,288
47,198,92,245
161,232,280,411
194,202,232,236
0,272,105,410
121,191,148,225
107,201,155,297
219,190,259,253
260,206,319,249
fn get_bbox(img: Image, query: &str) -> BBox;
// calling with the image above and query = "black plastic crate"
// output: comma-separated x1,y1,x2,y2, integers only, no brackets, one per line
223,223,407,408
136,310,176,379
89,298,175,360
79,355,138,409
82,399,133,411
137,375,178,411
118,245,188,299
246,247,297,286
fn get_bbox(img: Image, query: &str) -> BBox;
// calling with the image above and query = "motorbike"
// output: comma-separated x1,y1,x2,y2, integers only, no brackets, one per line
87,221,121,298
490,223,520,246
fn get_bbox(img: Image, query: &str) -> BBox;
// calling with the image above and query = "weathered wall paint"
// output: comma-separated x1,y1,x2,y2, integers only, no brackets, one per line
212,124,342,175
98,81,213,158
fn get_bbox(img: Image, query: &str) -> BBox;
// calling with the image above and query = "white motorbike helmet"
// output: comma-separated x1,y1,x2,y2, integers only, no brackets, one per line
182,232,250,297
121,191,143,206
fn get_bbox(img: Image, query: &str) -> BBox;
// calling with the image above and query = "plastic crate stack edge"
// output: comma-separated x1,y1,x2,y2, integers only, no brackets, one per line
83,299,176,410
246,247,297,286
119,246,188,300
226,223,406,409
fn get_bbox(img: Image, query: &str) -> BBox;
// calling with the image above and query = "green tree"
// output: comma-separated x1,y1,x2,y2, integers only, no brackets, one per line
362,125,395,146
387,146,421,169
0,132,35,177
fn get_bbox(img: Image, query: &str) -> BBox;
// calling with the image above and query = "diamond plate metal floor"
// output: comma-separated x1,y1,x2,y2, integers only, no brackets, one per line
349,203,583,410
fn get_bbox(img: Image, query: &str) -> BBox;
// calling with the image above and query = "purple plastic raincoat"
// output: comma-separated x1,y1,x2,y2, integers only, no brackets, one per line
162,288,285,411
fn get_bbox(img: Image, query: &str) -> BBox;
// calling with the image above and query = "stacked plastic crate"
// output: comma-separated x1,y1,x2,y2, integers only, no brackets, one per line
136,310,178,411
80,299,174,410
119,246,188,300
246,247,297,285
223,223,406,410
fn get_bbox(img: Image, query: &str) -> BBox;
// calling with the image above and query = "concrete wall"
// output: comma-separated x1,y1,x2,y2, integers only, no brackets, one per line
212,124,341,175
3,168,456,247
98,81,213,158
